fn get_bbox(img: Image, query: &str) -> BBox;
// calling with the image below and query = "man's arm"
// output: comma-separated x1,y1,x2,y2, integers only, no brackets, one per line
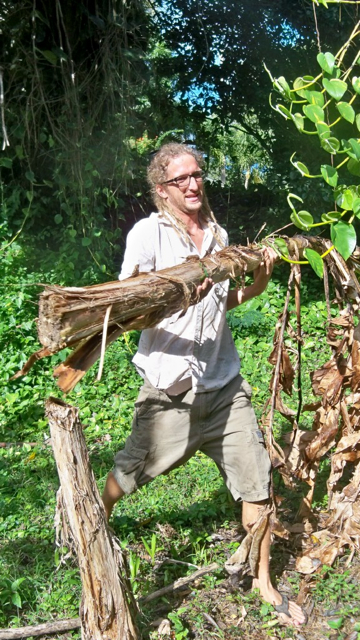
119,218,156,280
227,247,277,311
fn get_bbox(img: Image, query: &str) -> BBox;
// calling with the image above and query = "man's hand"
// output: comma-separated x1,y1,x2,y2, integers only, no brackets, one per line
227,246,278,311
196,277,214,301
253,246,277,286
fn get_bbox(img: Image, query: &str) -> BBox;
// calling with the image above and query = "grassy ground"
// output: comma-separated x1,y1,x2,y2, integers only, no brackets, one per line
1,249,360,639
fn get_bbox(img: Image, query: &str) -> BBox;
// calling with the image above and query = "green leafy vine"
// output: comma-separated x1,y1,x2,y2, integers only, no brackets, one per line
266,15,360,276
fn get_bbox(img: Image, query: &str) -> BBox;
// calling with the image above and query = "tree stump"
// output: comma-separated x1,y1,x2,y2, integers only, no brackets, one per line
46,397,139,640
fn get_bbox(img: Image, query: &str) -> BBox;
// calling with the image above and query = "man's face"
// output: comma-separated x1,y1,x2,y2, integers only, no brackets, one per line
155,154,204,220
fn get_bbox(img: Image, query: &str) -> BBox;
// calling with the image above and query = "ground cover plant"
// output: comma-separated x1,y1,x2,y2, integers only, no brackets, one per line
1,237,360,639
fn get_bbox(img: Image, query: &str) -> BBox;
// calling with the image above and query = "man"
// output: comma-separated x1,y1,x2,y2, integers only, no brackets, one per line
102,143,306,626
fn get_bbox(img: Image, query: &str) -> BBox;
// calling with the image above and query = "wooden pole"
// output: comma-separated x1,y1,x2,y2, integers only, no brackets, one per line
45,397,139,640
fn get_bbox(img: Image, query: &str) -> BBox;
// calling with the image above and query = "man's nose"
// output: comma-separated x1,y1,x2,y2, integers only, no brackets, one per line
188,175,199,189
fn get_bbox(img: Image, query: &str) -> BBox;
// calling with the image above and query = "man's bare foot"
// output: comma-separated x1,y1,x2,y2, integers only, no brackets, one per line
252,578,307,626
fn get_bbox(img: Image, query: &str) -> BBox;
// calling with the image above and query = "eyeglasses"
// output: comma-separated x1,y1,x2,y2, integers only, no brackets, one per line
161,170,205,189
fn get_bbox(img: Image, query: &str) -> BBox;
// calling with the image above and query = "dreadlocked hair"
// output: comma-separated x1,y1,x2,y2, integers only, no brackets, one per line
147,143,225,248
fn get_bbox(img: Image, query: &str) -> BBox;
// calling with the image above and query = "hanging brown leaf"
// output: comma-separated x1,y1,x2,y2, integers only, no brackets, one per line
249,513,269,577
305,406,340,461
283,429,318,480
350,338,360,391
270,516,290,539
269,343,295,396
274,391,296,422
310,359,344,404
224,534,253,576
328,454,347,494
342,460,360,501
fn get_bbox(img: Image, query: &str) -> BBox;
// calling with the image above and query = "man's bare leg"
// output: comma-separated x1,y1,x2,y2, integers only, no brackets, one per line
242,500,306,626
102,471,125,520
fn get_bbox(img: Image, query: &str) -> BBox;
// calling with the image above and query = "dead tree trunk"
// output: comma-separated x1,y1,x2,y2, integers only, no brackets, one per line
45,397,139,640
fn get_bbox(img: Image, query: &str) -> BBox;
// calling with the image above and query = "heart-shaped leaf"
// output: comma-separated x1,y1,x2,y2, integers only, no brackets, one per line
290,210,314,231
348,158,360,177
336,101,355,123
274,76,291,99
292,113,304,132
323,78,348,101
321,165,338,187
321,211,342,223
296,161,310,175
317,52,336,75
304,90,325,107
273,238,289,257
317,122,332,138
332,221,357,260
336,187,356,210
276,104,291,119
346,138,360,160
352,198,360,218
321,136,340,154
303,104,325,123
293,76,314,99
304,248,324,278
352,76,360,94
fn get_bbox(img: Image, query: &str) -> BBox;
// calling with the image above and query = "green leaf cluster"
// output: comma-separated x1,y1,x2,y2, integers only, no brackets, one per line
268,26,360,274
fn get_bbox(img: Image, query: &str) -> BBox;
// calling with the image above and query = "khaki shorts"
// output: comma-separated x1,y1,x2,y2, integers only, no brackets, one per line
113,375,271,502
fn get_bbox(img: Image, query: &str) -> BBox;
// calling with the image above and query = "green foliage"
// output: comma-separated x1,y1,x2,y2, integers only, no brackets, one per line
128,551,142,594
4,0,358,258
141,533,163,565
304,247,324,277
268,21,360,273
167,608,190,639
313,565,359,604
0,577,26,610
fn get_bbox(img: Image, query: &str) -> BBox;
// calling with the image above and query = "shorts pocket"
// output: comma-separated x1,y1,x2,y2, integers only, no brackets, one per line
134,388,160,419
114,443,148,475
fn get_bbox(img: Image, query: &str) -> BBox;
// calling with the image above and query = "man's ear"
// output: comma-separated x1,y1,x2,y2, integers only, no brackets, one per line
156,184,168,200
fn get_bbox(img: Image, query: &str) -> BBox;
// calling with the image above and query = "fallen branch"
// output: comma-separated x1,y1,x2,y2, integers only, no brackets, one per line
138,562,219,604
0,618,81,639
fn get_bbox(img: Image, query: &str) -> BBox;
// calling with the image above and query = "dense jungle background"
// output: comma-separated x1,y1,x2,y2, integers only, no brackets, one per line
1,1,360,638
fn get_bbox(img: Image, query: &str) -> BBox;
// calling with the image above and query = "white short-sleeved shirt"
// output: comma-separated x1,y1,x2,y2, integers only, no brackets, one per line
119,212,240,394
